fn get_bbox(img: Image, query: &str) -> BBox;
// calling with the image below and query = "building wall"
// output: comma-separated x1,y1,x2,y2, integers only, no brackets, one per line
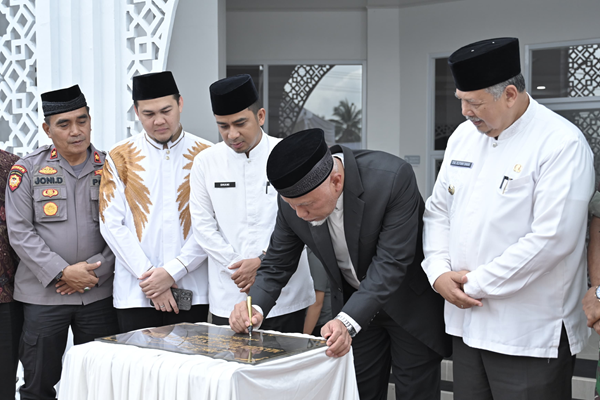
397,0,600,194
227,10,367,62
189,0,600,195
167,0,225,144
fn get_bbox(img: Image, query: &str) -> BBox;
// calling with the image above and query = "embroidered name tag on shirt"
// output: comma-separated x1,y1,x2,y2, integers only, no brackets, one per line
215,182,236,188
450,160,473,168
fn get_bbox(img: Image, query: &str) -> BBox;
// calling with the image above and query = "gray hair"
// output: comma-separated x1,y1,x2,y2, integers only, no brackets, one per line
486,73,526,100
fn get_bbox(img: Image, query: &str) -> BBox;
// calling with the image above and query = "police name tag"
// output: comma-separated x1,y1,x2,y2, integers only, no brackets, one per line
450,160,473,168
215,182,236,188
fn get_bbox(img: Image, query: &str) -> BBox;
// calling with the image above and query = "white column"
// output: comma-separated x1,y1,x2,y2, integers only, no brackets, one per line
366,7,401,156
36,0,181,151
0,0,38,156
167,0,225,143
36,0,125,150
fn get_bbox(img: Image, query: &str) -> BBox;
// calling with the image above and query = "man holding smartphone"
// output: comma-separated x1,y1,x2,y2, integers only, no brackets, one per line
99,71,213,332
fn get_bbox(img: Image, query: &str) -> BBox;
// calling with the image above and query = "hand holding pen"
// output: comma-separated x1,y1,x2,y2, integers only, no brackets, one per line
229,298,264,334
247,296,253,337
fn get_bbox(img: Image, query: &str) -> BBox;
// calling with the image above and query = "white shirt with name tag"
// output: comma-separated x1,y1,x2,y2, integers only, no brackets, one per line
423,96,594,358
189,131,314,319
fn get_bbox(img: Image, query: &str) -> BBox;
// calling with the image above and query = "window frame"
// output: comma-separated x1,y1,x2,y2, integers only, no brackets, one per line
525,38,600,110
427,51,453,197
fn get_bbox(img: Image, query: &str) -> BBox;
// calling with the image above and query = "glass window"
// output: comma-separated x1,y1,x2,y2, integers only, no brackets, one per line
531,43,600,99
269,64,363,148
228,64,364,148
530,40,600,187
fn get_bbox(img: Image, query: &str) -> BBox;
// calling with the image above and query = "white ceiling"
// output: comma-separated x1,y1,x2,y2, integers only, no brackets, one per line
226,0,462,11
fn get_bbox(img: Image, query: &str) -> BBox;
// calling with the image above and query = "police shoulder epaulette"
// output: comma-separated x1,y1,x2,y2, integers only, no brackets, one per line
21,144,51,160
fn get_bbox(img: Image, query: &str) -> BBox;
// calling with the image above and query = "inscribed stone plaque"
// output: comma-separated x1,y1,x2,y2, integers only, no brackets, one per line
96,323,327,365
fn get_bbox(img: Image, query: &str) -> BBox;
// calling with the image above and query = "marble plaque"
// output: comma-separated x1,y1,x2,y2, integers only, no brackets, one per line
96,323,327,365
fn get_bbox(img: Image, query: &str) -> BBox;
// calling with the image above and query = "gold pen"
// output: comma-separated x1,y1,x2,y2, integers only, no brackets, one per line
247,296,253,337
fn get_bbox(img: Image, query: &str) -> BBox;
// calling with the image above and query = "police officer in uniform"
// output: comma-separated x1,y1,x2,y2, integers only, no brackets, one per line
6,85,118,400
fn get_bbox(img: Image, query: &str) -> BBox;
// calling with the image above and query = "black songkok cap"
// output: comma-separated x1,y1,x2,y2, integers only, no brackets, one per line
267,128,334,199
41,85,87,117
210,74,259,116
132,71,179,101
448,37,521,91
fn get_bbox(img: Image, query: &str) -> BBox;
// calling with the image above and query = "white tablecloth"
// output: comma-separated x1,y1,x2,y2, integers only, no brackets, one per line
57,323,359,400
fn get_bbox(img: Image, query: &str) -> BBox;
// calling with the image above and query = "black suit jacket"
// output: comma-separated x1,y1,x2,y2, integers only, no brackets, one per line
250,145,451,357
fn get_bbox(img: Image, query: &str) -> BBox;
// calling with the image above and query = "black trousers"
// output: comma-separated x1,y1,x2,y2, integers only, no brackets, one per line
340,277,442,400
116,304,209,333
0,301,23,400
211,307,307,334
352,309,443,400
19,297,119,400
452,325,576,400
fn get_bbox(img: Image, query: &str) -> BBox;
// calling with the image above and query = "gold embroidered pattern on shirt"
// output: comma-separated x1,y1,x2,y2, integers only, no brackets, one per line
177,141,210,239
108,142,152,241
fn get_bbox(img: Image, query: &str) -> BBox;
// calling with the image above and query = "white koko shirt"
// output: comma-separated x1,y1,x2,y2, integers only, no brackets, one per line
422,97,594,358
100,130,213,308
189,131,314,319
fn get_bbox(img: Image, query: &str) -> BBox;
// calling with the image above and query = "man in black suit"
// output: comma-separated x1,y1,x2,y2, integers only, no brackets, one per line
230,128,450,400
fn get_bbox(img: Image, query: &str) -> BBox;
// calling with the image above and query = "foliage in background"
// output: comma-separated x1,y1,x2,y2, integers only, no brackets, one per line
330,99,361,143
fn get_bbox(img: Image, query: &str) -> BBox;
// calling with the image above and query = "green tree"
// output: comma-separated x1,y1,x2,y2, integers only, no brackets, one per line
329,99,362,143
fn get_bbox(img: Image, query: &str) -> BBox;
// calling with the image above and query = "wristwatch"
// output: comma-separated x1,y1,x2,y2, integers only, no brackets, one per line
335,313,358,338
55,269,64,281
595,286,600,301
258,252,266,262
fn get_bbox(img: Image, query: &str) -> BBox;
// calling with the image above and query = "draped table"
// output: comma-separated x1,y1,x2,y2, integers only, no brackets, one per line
57,323,359,400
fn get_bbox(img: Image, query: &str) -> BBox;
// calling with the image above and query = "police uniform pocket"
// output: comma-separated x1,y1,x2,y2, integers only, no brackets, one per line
90,186,99,222
20,330,39,379
33,188,67,222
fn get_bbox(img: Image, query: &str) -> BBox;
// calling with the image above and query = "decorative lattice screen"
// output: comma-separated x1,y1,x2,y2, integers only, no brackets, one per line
0,0,37,156
278,64,332,137
568,44,600,98
557,109,600,187
125,0,179,137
